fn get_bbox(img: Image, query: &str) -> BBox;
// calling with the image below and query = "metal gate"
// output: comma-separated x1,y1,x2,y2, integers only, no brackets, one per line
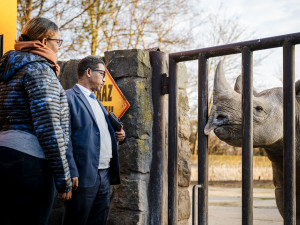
167,32,300,225
0,35,3,57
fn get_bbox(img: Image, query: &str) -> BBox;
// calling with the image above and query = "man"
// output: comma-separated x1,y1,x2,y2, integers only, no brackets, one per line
64,56,126,225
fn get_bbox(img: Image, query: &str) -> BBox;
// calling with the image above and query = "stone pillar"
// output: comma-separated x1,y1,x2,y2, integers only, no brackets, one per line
58,59,80,89
104,50,153,225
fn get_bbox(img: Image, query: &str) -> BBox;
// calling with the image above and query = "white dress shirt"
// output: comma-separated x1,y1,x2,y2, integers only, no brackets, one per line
76,84,112,169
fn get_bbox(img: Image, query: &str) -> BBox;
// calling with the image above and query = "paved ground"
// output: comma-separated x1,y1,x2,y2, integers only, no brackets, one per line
188,184,283,225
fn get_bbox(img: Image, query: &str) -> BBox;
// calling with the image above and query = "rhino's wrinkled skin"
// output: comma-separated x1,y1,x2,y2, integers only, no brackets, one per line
204,62,300,222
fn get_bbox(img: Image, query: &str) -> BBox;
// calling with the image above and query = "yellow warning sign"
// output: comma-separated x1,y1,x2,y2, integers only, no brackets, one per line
95,67,130,119
0,0,17,54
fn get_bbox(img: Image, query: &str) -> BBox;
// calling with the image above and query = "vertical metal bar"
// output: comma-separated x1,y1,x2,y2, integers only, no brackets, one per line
192,184,203,225
0,35,3,57
198,54,208,225
149,51,168,225
241,47,253,225
192,185,197,225
283,41,296,225
168,56,178,225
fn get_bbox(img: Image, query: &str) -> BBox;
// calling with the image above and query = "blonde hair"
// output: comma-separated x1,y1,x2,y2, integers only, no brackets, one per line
19,17,58,42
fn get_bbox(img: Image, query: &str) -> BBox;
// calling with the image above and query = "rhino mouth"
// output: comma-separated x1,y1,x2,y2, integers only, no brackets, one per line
214,124,242,137
212,124,243,146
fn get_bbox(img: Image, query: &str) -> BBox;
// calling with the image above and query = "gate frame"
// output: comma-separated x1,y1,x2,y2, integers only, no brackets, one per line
0,35,3,57
168,32,300,225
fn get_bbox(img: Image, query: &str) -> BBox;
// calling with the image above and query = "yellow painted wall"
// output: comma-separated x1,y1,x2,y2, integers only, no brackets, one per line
0,0,17,54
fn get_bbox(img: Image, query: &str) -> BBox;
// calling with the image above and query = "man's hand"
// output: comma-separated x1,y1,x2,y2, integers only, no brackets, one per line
72,177,79,190
57,190,72,202
115,128,125,142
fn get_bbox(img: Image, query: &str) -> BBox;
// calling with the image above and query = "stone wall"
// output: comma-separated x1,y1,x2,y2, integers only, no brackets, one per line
54,49,191,225
177,63,191,225
105,50,153,225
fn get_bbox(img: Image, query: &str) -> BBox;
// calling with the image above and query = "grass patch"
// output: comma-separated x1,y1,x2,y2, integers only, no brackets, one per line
191,180,274,189
209,201,240,207
191,155,272,167
254,197,275,200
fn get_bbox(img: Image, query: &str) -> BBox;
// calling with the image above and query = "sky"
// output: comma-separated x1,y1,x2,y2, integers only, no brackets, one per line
197,0,300,91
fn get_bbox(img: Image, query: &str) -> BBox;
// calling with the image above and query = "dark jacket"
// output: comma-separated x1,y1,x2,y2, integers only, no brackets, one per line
0,51,72,193
66,85,121,187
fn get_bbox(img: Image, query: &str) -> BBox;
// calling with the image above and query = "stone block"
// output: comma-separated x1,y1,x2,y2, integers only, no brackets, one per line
178,188,191,221
105,49,152,78
178,159,191,187
107,210,147,225
58,59,80,90
117,78,153,139
177,62,189,90
178,91,190,117
111,178,148,212
178,138,191,161
178,114,191,140
118,138,152,174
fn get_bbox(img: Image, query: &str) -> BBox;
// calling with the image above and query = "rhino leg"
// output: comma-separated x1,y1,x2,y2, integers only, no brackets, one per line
271,161,284,218
274,179,300,223
274,186,284,217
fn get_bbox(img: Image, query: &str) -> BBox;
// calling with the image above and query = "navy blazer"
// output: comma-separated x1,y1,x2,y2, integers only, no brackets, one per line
66,85,121,187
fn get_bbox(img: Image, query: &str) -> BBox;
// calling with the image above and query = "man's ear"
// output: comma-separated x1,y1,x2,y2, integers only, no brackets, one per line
86,68,92,78
41,38,47,45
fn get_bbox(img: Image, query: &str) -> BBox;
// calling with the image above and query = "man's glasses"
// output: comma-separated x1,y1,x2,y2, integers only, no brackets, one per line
47,38,63,47
90,69,106,78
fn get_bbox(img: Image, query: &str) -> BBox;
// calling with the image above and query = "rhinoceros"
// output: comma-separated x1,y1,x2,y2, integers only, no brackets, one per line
204,62,300,221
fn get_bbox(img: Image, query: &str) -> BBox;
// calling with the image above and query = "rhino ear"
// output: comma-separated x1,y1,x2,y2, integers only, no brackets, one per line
234,75,242,94
296,79,300,103
233,74,259,97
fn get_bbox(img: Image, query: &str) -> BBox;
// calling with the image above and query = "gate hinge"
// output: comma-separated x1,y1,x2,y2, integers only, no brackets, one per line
161,73,169,95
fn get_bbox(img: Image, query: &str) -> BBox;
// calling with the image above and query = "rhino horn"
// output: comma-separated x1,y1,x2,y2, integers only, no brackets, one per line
213,61,234,99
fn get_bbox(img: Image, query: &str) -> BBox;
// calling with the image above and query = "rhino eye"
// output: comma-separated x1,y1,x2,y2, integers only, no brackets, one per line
255,106,263,112
216,115,226,120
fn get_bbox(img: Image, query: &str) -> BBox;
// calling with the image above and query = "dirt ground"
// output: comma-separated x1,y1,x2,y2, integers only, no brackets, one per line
188,181,283,225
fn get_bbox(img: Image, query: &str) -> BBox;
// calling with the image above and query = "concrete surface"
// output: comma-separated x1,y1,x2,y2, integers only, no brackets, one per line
188,185,283,225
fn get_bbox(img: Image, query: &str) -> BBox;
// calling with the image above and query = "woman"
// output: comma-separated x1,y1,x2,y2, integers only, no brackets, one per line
0,17,72,225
